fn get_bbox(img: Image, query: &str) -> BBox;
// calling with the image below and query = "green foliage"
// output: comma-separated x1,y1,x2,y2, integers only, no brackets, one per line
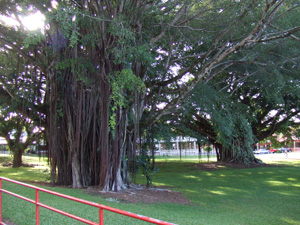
43,168,51,182
109,69,145,129
23,31,44,48
107,20,135,65
185,82,256,163
106,17,154,66
52,4,80,48
56,100,64,118
268,136,285,149
55,58,94,84
136,152,159,188
203,146,212,152
293,127,300,139
0,50,44,166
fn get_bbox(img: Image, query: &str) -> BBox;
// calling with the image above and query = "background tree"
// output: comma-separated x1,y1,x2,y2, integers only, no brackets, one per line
0,46,45,167
222,37,300,143
0,113,41,167
176,35,300,163
177,82,257,164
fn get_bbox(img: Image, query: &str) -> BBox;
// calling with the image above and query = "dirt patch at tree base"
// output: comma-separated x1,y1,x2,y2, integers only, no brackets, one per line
191,161,281,170
2,218,17,225
2,162,39,167
86,185,191,205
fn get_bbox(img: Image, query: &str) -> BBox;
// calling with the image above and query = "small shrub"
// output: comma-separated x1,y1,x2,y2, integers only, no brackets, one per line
137,152,159,188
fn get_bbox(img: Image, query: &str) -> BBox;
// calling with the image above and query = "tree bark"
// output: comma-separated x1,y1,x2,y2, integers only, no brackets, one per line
99,71,110,190
71,151,82,188
13,149,22,168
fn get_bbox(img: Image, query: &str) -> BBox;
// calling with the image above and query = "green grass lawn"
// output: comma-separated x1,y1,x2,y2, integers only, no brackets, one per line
0,154,299,225
0,154,49,182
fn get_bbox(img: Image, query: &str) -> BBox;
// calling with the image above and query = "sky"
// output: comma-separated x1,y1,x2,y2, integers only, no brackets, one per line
0,11,45,31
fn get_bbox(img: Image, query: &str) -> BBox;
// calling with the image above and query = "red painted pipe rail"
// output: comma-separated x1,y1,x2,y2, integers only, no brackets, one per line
0,177,176,225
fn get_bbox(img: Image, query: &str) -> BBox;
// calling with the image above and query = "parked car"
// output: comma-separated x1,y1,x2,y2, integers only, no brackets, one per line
279,148,292,153
260,149,270,154
253,149,270,154
253,150,260,154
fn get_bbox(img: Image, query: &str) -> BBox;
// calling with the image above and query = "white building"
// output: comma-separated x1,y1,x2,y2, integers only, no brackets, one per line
153,136,216,156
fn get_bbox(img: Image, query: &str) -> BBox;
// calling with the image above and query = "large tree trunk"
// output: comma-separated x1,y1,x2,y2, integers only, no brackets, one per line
71,150,82,188
46,40,134,190
215,143,221,161
217,142,259,164
5,131,33,168
13,149,22,168
99,71,110,190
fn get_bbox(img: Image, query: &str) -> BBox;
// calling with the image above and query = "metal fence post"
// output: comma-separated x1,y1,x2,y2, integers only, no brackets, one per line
99,207,103,225
36,189,39,225
0,178,2,223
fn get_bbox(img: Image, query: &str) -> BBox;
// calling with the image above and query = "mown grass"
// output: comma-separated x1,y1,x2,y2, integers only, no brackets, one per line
0,154,49,182
0,154,300,225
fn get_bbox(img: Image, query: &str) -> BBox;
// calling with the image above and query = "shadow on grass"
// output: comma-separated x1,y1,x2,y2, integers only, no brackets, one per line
150,161,300,225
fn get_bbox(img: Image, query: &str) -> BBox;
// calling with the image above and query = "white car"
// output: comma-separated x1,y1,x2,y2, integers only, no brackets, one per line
253,149,270,154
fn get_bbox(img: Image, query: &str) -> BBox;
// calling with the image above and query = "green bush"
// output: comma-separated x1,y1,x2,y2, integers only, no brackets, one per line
136,153,159,188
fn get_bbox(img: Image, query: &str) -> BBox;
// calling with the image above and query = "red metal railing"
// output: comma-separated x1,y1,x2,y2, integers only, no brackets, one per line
0,177,175,225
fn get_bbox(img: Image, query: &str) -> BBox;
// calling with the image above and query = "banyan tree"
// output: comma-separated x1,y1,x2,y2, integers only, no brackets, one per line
45,1,149,190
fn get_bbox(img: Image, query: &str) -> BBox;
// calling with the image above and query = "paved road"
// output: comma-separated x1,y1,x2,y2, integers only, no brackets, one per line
257,152,300,160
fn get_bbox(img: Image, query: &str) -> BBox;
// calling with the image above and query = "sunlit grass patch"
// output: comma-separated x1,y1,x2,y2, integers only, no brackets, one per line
209,190,227,195
155,155,217,163
0,155,13,164
0,154,49,182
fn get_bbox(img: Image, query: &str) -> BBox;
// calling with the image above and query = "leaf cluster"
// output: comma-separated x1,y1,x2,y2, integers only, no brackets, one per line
109,69,145,129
